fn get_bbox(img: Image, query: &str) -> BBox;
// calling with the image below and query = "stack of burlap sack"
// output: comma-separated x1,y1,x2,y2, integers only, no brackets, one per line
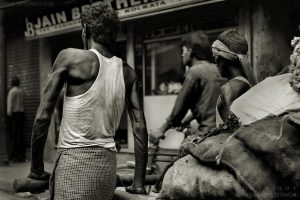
156,38,300,200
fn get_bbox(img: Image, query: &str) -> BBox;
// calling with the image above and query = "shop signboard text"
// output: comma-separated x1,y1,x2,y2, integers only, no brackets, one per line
24,0,218,39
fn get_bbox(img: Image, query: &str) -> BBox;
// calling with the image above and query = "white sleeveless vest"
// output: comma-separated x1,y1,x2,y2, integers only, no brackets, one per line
57,49,125,151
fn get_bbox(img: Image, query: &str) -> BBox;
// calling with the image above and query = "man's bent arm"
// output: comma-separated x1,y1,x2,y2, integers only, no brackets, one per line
7,89,13,116
126,80,148,191
29,54,67,178
165,73,195,131
181,112,194,126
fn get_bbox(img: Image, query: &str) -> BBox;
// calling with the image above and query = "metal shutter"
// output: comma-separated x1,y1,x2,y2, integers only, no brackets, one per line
6,36,40,146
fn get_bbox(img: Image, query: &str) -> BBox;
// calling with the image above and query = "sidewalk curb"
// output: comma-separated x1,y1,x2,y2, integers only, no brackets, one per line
0,161,157,199
0,179,12,193
0,161,53,193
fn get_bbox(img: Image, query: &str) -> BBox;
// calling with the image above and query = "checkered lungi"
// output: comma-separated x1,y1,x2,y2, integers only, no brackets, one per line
49,147,116,200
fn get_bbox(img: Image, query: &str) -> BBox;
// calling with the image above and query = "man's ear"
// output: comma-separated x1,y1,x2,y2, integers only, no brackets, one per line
188,48,193,58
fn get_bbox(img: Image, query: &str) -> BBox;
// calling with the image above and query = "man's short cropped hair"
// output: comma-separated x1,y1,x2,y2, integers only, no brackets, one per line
81,2,120,46
11,76,20,87
182,30,211,60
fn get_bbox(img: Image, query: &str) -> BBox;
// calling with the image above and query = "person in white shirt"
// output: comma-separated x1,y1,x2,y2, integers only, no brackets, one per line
7,76,25,162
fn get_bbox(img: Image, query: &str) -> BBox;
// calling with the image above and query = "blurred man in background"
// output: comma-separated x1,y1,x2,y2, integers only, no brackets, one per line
150,31,223,142
7,76,25,163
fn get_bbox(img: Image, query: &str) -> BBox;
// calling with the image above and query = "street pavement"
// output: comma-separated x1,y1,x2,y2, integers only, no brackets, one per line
0,160,51,200
0,160,157,200
0,190,47,200
0,190,32,200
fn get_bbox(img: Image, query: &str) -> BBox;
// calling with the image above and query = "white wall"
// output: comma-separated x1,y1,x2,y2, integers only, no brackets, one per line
144,95,184,150
39,38,57,163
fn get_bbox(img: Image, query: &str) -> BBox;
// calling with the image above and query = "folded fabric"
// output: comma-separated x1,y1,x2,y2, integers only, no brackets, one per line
231,73,300,125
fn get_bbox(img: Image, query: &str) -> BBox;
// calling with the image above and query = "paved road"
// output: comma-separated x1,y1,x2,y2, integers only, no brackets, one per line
0,189,157,200
0,190,33,200
0,190,48,200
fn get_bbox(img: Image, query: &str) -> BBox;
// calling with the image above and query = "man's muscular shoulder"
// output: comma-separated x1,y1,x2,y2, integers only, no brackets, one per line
220,79,250,106
228,79,250,97
54,48,99,82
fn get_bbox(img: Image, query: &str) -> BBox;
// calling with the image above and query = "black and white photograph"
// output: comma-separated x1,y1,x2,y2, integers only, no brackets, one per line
0,0,299,199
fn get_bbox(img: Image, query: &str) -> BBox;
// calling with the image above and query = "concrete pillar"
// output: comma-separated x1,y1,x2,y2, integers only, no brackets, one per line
250,0,293,81
39,38,57,163
239,1,253,65
39,38,52,96
126,26,135,67
126,25,135,151
0,3,9,164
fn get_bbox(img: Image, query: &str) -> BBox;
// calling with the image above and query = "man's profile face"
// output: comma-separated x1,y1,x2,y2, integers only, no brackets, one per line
215,56,224,77
182,46,192,67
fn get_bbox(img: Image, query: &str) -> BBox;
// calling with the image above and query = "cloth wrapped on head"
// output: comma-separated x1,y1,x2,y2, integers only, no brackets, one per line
212,29,257,86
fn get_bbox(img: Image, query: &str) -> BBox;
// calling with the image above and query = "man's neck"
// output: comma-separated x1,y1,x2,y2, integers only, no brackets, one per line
90,41,113,58
191,58,207,67
226,65,244,80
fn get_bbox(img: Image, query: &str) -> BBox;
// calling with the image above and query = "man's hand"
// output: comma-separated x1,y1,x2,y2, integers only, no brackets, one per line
148,129,164,145
148,122,170,145
175,124,189,132
125,185,147,195
27,170,51,181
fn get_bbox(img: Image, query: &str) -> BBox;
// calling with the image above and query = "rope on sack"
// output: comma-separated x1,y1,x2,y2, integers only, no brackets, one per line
215,131,239,165
180,114,241,165
276,114,289,140
211,114,241,165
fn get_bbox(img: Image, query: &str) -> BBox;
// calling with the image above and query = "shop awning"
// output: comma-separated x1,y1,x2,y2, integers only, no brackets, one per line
22,0,226,40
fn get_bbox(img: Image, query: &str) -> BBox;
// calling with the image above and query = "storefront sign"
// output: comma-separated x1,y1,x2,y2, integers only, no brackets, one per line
113,0,209,18
24,4,90,38
24,0,224,39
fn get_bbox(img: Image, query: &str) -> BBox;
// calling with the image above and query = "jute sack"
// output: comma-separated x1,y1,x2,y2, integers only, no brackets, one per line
182,133,279,200
157,155,251,200
234,113,300,186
